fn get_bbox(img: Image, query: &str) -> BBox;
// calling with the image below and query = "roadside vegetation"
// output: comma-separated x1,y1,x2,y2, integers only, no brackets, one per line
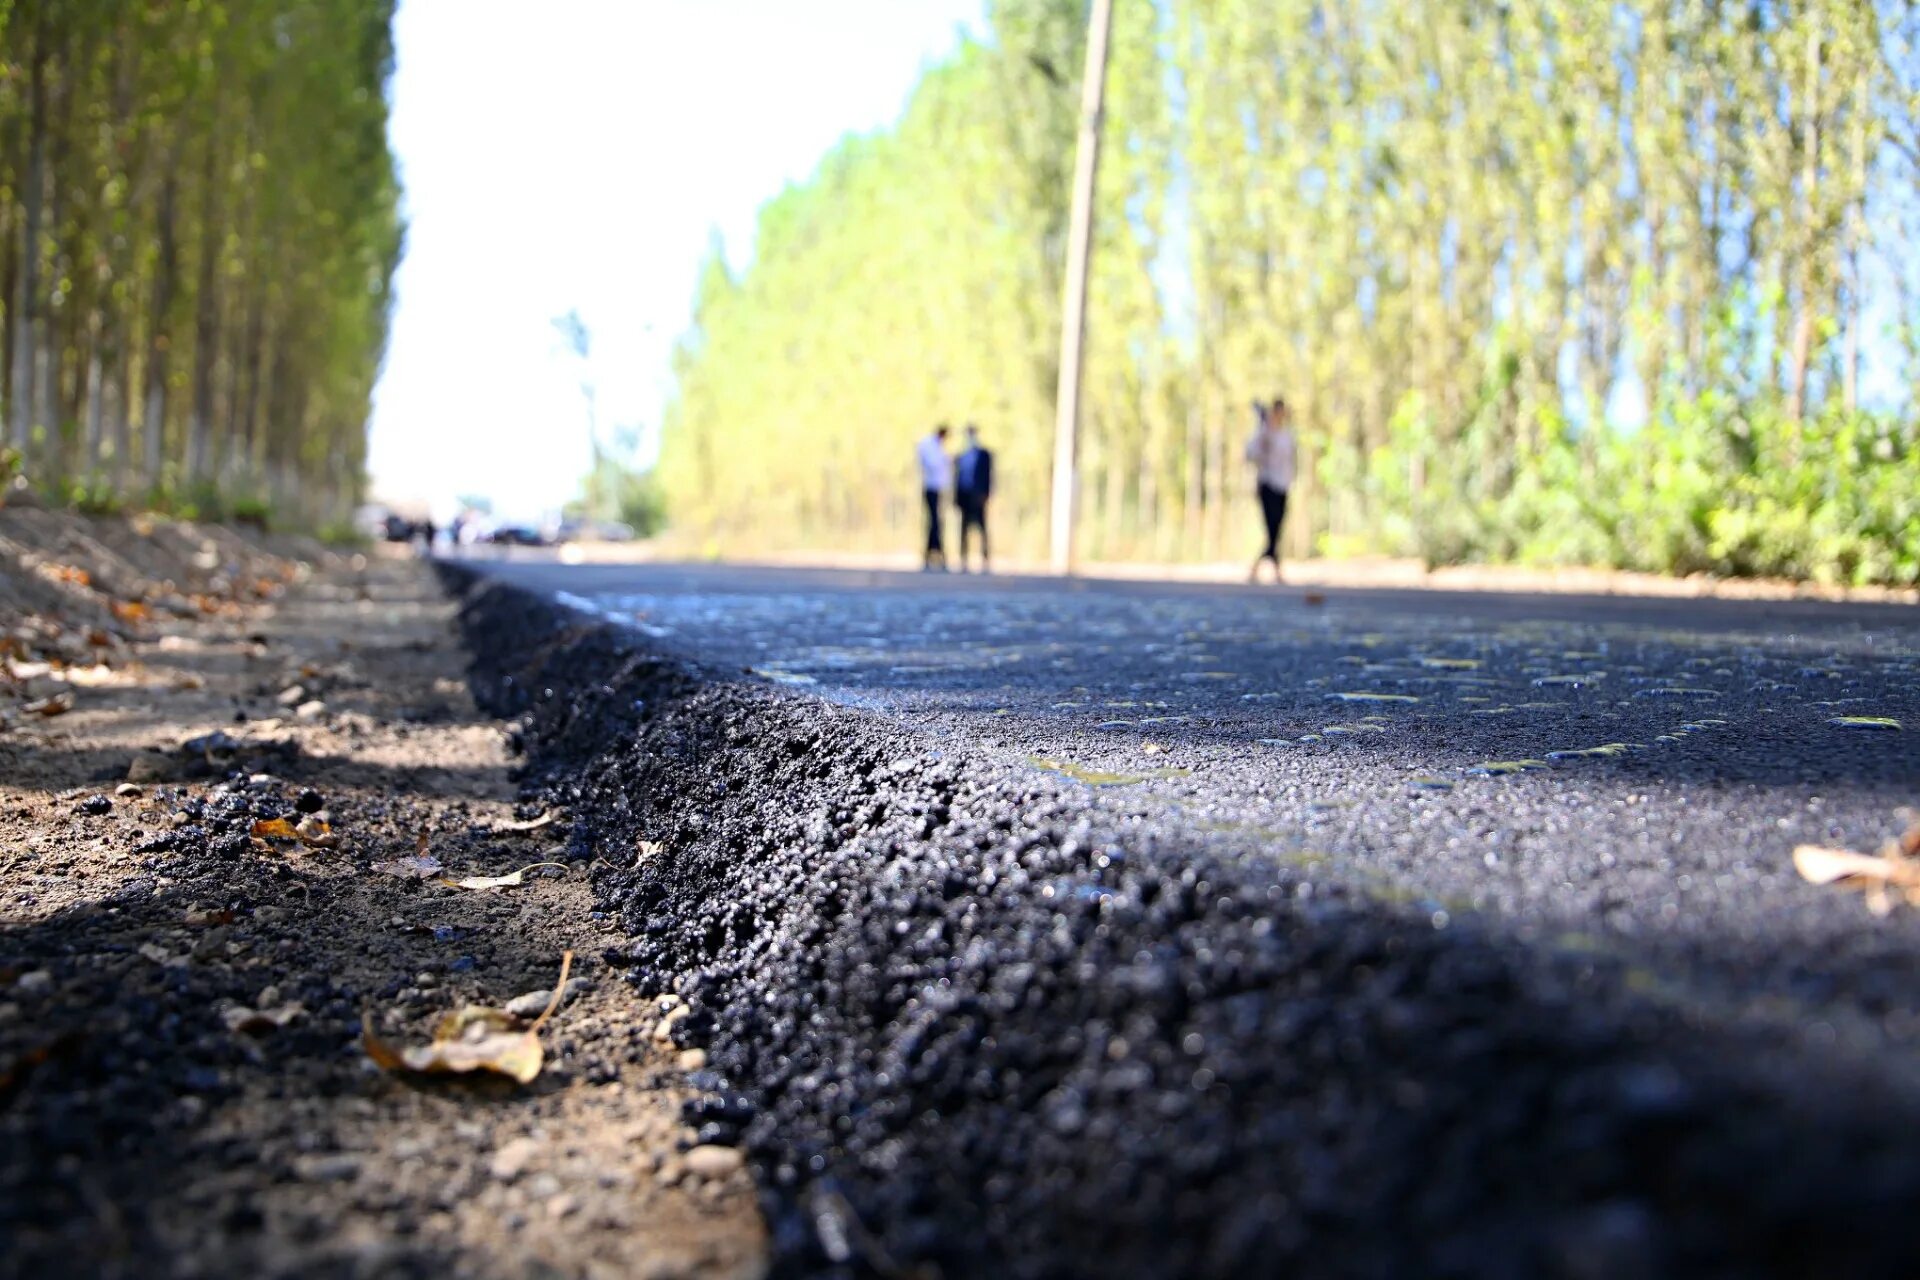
0,1,402,531
658,0,1920,586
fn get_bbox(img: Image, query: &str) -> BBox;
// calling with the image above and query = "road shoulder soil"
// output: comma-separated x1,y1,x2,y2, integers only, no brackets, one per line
1,532,765,1280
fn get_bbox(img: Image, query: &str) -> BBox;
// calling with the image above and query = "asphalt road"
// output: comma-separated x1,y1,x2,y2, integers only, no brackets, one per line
467,559,1920,1276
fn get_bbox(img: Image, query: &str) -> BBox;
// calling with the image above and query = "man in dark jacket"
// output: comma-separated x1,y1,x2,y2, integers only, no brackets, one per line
955,423,995,574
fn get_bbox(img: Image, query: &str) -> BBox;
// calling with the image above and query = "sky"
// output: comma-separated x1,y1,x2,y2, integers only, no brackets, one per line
365,0,984,521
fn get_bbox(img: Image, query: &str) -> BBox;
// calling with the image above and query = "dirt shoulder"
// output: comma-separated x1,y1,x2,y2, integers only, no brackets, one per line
0,514,765,1280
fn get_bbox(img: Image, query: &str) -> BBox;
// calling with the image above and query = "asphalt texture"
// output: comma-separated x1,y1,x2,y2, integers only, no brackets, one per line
450,560,1920,1279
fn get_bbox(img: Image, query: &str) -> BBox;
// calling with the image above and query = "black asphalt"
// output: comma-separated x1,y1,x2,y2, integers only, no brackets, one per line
456,560,1920,1278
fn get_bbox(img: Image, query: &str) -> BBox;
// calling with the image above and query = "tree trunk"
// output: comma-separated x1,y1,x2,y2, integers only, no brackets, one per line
9,31,49,459
143,171,180,489
1784,21,1821,424
187,131,224,485
107,339,131,491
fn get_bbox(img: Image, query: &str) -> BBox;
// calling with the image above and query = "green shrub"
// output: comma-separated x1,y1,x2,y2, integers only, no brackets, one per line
1321,387,1920,587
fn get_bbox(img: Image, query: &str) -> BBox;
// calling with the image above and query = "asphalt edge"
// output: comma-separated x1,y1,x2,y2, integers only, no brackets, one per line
428,560,1920,1280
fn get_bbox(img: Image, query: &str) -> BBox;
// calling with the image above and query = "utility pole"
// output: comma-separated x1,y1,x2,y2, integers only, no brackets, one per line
1048,0,1115,576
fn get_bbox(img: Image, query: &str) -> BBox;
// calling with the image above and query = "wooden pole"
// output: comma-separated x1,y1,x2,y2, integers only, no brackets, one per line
1048,0,1115,575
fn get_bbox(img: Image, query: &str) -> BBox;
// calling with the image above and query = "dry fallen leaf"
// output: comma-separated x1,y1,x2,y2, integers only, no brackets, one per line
494,812,557,834
295,817,338,849
24,692,73,717
251,816,340,851
1793,821,1920,913
363,950,573,1085
439,861,568,891
374,854,445,879
108,599,151,624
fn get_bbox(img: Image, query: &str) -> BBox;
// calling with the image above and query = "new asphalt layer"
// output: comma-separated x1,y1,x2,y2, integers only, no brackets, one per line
450,560,1920,1278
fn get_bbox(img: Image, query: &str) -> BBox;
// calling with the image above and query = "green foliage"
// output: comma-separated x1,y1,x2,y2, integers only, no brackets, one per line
570,456,667,538
0,1,402,532
315,520,369,549
1345,394,1920,587
656,0,1920,586
229,497,272,531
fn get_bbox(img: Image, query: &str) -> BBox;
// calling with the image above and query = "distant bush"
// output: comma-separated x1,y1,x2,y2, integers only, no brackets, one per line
315,521,369,549
1331,389,1920,588
230,497,272,531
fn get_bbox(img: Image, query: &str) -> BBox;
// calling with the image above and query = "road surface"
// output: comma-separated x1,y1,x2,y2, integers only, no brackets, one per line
464,560,1920,1278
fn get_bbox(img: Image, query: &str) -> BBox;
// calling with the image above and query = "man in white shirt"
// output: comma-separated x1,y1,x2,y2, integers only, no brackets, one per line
1244,397,1297,583
917,425,953,571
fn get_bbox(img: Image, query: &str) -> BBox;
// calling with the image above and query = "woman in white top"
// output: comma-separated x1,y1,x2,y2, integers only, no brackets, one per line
1244,396,1297,583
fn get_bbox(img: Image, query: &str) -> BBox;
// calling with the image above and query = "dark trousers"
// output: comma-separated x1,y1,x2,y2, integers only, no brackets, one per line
923,489,944,565
1257,483,1288,563
958,494,989,564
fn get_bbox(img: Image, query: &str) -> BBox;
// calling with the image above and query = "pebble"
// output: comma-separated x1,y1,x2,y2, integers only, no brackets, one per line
683,1145,745,1180
294,699,327,720
276,685,307,707
677,1048,709,1072
15,971,54,998
115,783,144,798
489,1137,540,1182
546,1192,580,1220
296,1153,361,1183
77,795,113,816
506,977,591,1018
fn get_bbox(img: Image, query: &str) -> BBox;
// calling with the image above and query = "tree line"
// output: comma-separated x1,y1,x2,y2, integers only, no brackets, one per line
1,0,402,531
659,0,1920,586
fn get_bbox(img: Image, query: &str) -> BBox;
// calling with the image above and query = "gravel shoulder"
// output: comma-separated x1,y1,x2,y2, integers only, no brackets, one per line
1,515,766,1280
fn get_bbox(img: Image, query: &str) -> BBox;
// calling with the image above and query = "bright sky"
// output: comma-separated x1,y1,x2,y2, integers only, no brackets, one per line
366,0,984,521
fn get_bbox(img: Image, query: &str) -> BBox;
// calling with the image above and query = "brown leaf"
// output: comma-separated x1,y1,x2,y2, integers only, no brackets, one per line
108,600,151,624
1793,843,1920,888
439,862,568,891
294,816,339,849
250,816,339,851
251,817,300,842
1793,839,1920,912
362,951,573,1085
24,692,73,717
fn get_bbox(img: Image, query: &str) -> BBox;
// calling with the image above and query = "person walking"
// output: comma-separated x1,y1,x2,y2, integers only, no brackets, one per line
1244,396,1297,584
954,423,995,574
917,424,953,571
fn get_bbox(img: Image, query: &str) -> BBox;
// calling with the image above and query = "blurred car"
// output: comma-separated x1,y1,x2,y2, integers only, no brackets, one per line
484,524,548,547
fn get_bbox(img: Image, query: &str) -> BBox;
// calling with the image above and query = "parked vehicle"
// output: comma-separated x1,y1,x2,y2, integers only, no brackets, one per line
484,524,548,547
